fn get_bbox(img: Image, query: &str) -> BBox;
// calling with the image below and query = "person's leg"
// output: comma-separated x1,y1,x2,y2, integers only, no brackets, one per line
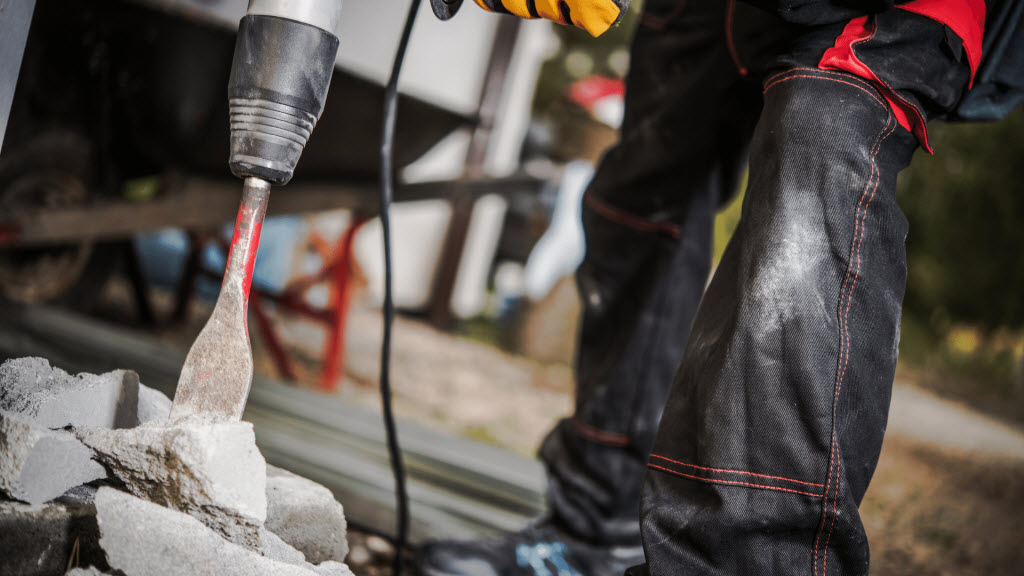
418,1,790,574
629,9,973,576
538,0,768,547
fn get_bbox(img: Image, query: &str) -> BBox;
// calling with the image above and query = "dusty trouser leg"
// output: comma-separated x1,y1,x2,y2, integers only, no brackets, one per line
537,0,782,547
628,7,976,575
415,1,787,574
630,70,920,576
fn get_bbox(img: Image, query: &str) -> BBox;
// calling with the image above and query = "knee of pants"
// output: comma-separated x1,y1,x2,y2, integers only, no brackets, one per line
755,71,898,199
725,73,911,333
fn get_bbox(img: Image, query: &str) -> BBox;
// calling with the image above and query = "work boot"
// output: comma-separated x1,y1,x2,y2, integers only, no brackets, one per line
416,519,644,576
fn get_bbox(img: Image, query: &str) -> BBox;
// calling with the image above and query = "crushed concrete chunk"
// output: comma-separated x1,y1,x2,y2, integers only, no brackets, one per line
0,410,106,504
0,357,141,429
0,485,108,575
77,414,267,548
66,567,112,576
260,526,309,565
266,465,349,563
313,561,356,576
95,487,352,576
136,384,172,424
259,526,354,576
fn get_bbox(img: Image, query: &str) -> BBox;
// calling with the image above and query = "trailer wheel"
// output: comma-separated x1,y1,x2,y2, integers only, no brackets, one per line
0,133,116,306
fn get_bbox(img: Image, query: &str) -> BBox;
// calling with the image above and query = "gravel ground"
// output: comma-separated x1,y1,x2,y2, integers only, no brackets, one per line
344,530,413,576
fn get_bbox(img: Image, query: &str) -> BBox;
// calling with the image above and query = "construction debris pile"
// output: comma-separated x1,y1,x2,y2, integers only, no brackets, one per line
0,357,352,576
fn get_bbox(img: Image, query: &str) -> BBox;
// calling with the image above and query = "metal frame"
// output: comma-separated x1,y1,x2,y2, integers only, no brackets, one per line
0,0,37,155
0,174,543,247
428,16,523,328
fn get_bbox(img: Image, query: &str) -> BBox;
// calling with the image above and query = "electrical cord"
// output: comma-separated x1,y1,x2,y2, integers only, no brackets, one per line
380,0,422,574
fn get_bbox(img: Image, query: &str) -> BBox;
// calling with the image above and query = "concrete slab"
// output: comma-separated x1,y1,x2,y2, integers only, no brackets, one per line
259,526,309,566
0,410,106,504
95,487,352,576
66,568,113,576
77,414,267,548
137,384,172,424
266,465,349,563
0,357,140,429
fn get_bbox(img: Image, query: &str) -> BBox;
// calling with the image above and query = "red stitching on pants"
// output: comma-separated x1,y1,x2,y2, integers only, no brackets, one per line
859,65,929,150
725,0,748,76
584,194,682,239
763,74,888,112
648,464,824,498
822,115,898,576
814,118,888,576
812,114,897,576
765,68,877,95
649,454,825,488
572,418,630,447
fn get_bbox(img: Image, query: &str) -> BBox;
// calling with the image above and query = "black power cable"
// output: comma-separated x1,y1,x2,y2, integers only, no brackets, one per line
379,0,422,574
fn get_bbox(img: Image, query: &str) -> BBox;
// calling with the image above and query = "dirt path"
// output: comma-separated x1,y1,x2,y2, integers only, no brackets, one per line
886,383,1024,461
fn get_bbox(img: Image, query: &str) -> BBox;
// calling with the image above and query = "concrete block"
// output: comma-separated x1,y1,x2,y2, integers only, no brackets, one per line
136,384,172,424
95,487,352,576
313,561,356,576
77,414,267,548
266,465,349,563
0,357,142,429
67,568,113,576
0,485,108,575
259,526,355,576
260,526,309,566
0,410,106,504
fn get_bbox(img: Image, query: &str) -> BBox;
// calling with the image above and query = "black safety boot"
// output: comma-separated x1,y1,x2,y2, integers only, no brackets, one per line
416,520,644,576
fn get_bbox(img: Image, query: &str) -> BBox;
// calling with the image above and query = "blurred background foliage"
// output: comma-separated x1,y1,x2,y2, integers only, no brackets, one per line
532,1,640,113
896,107,1024,421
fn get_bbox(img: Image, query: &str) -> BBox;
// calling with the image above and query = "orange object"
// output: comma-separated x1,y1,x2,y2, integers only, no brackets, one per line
473,0,628,37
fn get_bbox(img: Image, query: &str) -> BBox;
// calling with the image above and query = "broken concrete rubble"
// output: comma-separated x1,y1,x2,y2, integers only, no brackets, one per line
0,357,165,429
95,487,354,576
0,485,108,576
0,358,352,574
76,413,268,548
0,410,106,504
257,526,357,576
267,464,349,563
137,382,172,423
66,568,112,576
261,525,311,565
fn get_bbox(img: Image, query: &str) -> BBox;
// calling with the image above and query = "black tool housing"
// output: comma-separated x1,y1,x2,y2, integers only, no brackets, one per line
430,0,464,20
228,14,339,185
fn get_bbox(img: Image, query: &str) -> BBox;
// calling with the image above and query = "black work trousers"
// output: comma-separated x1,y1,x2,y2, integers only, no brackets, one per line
537,1,973,574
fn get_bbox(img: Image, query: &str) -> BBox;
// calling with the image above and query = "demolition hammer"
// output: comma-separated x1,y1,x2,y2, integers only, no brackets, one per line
170,0,465,573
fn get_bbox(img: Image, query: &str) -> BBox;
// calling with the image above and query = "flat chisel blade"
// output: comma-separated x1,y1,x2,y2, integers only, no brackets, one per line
170,177,270,421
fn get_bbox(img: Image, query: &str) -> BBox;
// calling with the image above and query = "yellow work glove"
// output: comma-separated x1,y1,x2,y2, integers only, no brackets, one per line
473,0,630,37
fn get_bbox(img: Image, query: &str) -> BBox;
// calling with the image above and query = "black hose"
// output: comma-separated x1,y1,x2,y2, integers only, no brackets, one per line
380,0,422,574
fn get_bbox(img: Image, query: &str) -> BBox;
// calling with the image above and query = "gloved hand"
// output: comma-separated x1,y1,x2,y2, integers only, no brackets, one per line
473,0,630,37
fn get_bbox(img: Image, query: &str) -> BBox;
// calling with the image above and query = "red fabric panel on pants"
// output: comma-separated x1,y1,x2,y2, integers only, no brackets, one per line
818,16,932,152
817,1,985,153
898,0,985,84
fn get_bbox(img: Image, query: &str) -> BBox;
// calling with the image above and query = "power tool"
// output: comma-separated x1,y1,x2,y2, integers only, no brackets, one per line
170,0,344,421
169,2,459,573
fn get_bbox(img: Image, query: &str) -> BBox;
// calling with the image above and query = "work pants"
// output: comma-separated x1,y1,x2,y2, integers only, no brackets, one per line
537,1,973,574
